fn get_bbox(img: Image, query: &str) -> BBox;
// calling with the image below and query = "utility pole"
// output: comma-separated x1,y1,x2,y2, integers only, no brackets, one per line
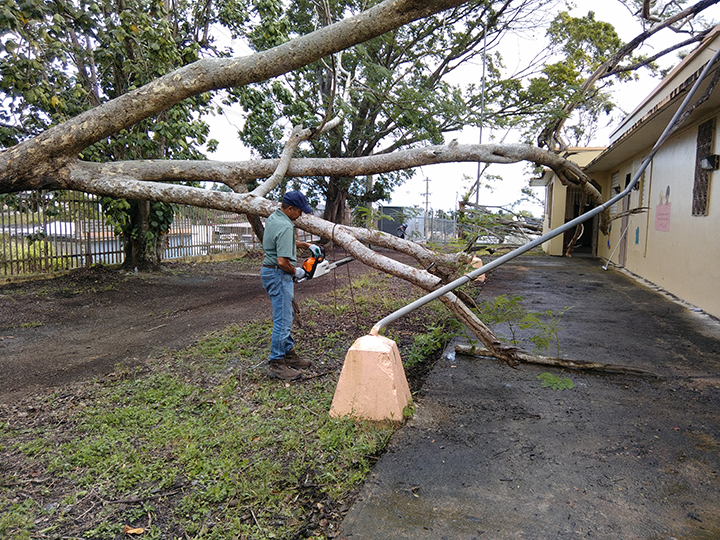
424,177,431,241
475,21,487,206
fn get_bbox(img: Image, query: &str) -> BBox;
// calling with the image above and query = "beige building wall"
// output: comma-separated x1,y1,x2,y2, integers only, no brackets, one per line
596,118,720,319
541,178,566,256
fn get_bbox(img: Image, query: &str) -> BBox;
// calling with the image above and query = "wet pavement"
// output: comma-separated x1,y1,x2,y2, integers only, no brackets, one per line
338,255,720,540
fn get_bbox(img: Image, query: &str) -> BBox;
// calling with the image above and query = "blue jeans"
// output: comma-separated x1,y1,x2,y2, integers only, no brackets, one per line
261,267,295,361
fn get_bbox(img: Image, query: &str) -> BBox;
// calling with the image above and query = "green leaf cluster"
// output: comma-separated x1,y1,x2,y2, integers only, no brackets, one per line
1,0,226,266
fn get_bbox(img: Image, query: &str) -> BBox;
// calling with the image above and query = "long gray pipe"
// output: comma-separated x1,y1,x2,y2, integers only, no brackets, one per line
371,44,720,336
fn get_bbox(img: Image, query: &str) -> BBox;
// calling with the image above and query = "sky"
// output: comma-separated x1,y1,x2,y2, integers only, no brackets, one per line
205,1,720,217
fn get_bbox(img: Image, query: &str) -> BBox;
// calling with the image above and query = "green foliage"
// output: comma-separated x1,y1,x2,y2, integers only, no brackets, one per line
537,371,575,391
404,319,461,368
520,9,655,146
478,295,570,356
0,499,33,540
231,0,554,222
1,0,218,267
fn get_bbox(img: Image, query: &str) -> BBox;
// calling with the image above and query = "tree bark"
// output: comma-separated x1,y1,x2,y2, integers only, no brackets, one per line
455,344,659,376
323,177,350,224
119,200,164,271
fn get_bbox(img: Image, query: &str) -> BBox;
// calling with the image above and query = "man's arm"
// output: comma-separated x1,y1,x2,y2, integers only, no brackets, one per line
277,257,296,275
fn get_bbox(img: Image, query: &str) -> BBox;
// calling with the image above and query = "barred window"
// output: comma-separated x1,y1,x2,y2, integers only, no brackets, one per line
693,118,715,216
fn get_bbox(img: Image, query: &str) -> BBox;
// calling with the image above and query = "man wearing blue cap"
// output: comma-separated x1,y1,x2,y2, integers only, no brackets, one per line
261,190,322,380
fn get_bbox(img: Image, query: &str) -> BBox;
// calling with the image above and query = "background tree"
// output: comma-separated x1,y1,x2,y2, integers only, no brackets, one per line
535,0,720,150
231,0,558,224
0,0,223,269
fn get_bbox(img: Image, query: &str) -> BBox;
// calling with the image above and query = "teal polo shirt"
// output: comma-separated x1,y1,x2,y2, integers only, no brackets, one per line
262,209,297,267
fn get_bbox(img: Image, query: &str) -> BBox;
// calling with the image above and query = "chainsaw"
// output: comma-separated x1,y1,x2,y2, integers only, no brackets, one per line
296,246,354,282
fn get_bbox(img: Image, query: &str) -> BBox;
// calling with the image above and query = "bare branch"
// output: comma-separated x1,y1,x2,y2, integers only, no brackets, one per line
250,117,342,197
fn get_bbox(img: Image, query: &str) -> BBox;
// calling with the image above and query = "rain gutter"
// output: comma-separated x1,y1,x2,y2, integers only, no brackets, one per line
370,45,720,337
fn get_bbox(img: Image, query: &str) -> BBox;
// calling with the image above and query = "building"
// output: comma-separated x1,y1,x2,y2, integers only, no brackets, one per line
536,27,720,319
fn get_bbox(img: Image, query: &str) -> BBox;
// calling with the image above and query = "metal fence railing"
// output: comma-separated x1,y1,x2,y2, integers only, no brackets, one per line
404,216,457,244
0,191,278,277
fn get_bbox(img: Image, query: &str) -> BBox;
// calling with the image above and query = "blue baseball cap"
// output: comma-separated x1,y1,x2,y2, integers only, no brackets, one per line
282,191,313,213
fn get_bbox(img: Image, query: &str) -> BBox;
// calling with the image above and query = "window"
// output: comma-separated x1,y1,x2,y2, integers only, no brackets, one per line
693,118,715,216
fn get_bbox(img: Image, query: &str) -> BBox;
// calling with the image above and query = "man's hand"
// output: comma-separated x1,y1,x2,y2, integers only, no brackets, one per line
309,244,323,257
294,267,307,281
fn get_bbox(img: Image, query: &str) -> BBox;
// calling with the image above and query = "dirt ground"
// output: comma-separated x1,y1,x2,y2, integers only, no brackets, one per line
339,255,720,539
0,248,376,404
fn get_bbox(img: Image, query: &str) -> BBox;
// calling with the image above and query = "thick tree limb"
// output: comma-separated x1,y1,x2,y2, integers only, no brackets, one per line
51,142,610,232
455,344,659,376
6,142,589,193
0,0,468,192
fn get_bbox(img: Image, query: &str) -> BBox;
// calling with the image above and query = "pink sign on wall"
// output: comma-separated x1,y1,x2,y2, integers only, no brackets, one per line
655,185,671,232
655,203,671,231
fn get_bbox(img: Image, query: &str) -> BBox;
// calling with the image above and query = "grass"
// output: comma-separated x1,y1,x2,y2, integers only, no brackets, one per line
0,265,453,539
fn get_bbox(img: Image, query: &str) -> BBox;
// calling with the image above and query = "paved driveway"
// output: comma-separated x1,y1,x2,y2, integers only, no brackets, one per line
340,256,720,539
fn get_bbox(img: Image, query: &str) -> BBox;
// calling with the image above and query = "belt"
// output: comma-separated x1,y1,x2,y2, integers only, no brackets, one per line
262,264,279,269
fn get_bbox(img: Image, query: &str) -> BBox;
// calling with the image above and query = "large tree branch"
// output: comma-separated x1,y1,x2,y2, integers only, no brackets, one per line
39,142,608,231
54,143,584,188
0,0,468,191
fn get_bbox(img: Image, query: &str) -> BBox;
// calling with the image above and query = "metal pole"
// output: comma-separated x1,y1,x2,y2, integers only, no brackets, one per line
602,222,630,270
475,21,487,207
370,45,720,336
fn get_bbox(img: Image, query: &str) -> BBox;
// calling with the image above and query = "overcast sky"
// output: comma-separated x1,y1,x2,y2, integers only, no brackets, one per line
205,1,720,216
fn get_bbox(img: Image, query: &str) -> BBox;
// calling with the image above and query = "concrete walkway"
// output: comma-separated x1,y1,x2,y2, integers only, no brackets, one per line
339,255,720,540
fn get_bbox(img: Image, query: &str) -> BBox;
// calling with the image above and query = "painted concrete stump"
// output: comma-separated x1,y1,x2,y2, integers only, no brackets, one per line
330,334,412,423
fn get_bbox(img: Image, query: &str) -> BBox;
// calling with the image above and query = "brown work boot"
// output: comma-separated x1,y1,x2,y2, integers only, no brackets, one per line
267,359,302,380
284,349,312,368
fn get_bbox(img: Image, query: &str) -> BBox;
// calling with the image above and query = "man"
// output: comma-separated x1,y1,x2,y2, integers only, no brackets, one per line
261,190,321,380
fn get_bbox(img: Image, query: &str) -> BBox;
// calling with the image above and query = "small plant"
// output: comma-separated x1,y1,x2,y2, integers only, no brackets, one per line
403,401,416,419
537,371,575,390
404,319,461,368
478,294,527,346
521,307,571,357
479,295,571,357
19,321,44,328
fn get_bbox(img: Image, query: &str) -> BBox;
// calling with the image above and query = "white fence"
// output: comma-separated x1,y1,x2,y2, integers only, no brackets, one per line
1,191,267,277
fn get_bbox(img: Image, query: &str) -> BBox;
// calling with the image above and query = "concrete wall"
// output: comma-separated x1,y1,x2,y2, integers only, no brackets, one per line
595,117,720,319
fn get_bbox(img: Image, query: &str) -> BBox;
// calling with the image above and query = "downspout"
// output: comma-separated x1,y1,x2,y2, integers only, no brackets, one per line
370,45,720,337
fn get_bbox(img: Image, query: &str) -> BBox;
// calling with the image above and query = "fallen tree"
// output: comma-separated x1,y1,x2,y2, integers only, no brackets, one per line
1,0,715,364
